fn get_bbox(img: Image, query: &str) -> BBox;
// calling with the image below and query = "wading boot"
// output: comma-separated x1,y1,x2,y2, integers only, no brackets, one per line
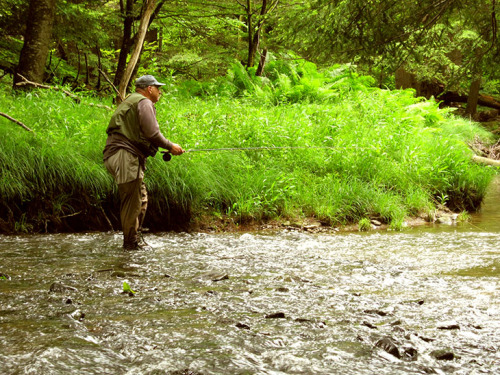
137,231,153,251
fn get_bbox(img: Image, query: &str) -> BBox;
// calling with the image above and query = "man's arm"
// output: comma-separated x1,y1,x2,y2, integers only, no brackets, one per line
137,99,174,149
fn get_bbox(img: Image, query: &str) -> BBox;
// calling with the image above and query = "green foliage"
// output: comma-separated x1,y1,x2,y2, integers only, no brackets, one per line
457,211,471,223
177,56,376,105
0,62,496,232
358,218,371,232
275,0,500,94
122,281,135,294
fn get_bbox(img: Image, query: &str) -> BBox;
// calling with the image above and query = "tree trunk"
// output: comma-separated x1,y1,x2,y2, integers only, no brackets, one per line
245,0,278,69
246,0,254,67
465,76,481,117
14,0,57,88
117,0,157,102
114,0,135,88
256,47,268,76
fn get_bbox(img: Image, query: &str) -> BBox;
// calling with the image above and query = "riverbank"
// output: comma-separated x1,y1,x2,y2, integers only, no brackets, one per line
0,67,497,235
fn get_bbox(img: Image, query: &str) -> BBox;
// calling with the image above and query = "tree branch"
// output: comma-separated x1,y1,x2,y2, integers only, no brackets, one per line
15,74,81,103
0,112,33,132
15,74,112,110
98,68,123,102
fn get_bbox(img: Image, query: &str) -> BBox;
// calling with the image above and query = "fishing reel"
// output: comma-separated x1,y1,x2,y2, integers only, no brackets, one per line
161,151,171,162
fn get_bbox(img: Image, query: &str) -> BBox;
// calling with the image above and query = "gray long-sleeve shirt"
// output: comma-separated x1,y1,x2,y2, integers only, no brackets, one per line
137,98,173,151
103,96,173,165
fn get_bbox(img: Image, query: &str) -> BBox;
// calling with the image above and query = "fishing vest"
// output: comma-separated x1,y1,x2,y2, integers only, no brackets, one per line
106,92,158,157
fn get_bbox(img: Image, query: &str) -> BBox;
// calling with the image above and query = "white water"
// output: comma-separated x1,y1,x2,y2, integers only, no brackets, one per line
0,182,499,374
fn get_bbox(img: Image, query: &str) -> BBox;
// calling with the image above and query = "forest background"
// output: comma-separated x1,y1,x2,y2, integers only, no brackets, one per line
0,0,499,234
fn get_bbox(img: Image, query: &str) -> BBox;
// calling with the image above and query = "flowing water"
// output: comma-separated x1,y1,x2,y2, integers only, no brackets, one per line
1,183,500,374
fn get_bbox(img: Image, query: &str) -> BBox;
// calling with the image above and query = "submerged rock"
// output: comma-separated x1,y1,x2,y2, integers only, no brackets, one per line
235,322,251,330
168,369,204,375
49,282,78,293
265,312,286,319
402,345,418,361
364,309,388,316
431,349,455,360
211,274,229,282
375,337,401,359
362,321,378,329
437,321,460,330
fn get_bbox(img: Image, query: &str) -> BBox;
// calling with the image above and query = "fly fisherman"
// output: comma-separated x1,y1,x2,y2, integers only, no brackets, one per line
103,75,184,250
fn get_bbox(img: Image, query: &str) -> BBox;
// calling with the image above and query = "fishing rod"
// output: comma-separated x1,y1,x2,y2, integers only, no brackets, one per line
160,146,339,161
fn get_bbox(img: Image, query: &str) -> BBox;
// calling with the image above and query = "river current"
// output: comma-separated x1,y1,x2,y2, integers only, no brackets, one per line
1,182,499,374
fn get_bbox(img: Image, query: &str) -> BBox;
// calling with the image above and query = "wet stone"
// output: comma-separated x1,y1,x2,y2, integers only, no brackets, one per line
276,287,289,292
168,369,204,375
235,322,251,330
402,345,418,361
362,321,378,329
437,321,460,330
430,349,455,361
375,337,401,359
265,312,286,319
49,282,78,293
364,309,388,316
212,274,229,282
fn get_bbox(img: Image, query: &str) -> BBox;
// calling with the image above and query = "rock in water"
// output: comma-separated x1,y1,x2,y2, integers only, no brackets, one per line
49,282,78,293
375,337,401,359
431,349,455,360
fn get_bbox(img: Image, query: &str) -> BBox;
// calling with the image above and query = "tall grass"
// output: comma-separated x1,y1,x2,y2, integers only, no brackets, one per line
0,60,496,233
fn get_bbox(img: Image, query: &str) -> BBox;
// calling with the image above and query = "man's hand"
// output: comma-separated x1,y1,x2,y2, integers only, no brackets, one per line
169,143,184,155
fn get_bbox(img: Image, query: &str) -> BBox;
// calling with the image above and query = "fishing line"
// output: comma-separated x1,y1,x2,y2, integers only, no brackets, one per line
161,145,363,161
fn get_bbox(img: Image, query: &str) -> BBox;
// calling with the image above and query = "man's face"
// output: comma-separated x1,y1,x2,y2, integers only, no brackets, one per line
148,85,161,103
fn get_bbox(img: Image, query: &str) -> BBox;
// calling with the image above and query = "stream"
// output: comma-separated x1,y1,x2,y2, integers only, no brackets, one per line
1,181,499,374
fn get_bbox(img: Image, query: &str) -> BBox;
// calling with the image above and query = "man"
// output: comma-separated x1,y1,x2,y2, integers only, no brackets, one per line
103,75,184,250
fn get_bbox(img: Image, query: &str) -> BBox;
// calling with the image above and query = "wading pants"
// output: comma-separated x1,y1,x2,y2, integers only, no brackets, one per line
104,149,147,248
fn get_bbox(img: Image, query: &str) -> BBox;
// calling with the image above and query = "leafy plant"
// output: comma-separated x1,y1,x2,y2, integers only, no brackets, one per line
122,281,135,295
358,218,371,232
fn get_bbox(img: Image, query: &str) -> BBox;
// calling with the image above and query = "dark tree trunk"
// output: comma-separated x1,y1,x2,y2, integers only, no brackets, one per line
256,47,268,76
113,0,135,88
113,0,166,91
465,77,481,117
117,0,157,102
96,44,102,90
245,0,277,69
14,0,57,87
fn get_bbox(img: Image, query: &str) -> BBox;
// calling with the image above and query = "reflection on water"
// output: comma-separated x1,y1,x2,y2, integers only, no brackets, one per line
472,177,500,232
0,182,499,374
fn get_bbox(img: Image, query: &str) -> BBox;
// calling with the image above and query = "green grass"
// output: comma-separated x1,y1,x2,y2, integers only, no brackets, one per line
0,63,496,233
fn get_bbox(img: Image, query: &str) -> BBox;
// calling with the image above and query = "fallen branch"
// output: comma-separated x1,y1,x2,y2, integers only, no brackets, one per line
0,112,33,132
16,74,81,102
472,155,500,167
15,74,112,110
441,91,500,111
98,68,123,103
99,206,114,231
59,211,82,219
